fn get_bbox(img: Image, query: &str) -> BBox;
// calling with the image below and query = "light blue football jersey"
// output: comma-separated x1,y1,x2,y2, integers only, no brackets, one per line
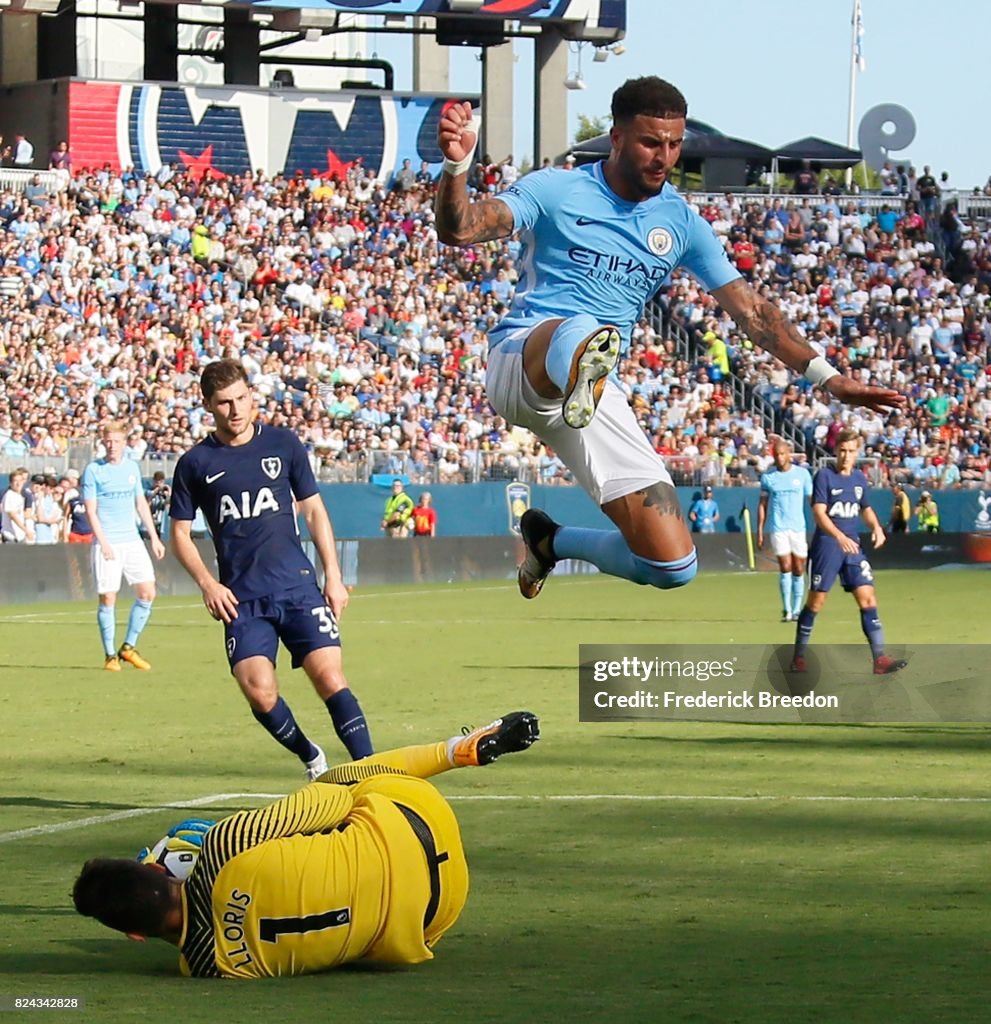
81,457,143,544
490,162,740,351
760,465,813,534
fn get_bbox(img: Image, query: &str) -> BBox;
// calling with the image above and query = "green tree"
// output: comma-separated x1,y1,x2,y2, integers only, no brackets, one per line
574,114,608,144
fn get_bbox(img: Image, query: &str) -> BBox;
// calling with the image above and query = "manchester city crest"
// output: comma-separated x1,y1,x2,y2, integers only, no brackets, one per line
647,227,674,257
261,457,282,480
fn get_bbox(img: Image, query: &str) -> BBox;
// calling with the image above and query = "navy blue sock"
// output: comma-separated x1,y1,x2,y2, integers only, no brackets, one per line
860,607,885,658
326,689,373,760
252,697,318,763
794,607,817,655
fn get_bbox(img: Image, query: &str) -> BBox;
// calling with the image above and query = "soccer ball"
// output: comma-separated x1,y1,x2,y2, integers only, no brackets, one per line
136,818,214,880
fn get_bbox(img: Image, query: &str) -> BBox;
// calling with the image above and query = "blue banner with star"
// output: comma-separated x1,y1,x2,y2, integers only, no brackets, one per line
71,83,475,181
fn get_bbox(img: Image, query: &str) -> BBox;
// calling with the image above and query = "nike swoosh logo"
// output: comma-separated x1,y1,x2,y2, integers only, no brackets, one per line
206,472,226,484
575,217,602,227
830,488,844,495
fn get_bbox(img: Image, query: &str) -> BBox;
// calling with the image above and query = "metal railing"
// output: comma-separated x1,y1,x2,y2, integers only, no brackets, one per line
680,190,991,220
648,301,816,459
0,167,69,194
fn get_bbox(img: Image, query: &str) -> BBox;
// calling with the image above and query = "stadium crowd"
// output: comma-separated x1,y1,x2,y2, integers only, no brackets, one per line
0,146,988,532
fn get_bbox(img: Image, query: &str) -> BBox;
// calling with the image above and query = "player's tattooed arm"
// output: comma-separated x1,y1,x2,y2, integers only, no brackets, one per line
434,182,514,246
710,278,817,374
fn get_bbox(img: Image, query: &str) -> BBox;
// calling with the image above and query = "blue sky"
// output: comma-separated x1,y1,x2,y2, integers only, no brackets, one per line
373,0,990,188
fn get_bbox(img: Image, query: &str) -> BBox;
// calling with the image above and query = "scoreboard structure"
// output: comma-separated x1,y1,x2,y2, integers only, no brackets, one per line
0,0,625,168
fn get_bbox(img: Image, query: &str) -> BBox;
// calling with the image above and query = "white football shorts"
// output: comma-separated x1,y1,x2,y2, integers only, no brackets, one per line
485,328,672,505
769,530,809,559
92,539,156,594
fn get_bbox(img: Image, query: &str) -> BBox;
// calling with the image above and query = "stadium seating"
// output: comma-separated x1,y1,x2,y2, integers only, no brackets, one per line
0,157,988,514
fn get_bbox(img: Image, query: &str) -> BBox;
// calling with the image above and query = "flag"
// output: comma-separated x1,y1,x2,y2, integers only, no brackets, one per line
853,0,865,71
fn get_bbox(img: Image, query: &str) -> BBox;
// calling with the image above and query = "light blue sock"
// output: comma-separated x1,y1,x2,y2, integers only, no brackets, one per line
125,599,153,647
791,575,805,616
544,313,601,391
779,573,791,616
554,527,698,589
97,604,116,656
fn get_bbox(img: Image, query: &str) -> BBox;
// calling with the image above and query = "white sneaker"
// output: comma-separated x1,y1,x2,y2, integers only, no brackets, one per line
562,326,622,429
304,745,328,781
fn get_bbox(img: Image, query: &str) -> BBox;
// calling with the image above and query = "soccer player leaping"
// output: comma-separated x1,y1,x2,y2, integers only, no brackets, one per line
790,429,906,676
169,360,373,778
435,77,903,598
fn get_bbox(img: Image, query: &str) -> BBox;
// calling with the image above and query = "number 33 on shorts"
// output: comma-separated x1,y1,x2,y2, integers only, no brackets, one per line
310,605,339,639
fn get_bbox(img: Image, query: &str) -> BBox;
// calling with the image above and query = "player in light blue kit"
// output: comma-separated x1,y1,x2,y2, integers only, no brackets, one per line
758,440,812,622
790,430,906,675
82,423,165,671
435,77,902,599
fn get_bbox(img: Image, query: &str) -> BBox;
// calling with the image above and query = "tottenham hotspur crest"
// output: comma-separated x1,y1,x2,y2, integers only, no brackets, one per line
854,486,863,500
261,457,282,480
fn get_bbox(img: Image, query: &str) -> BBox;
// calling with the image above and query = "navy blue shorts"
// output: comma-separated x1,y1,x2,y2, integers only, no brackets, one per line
808,537,876,593
223,583,341,670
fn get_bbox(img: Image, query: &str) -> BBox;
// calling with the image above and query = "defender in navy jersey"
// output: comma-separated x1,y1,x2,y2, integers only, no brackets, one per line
170,360,373,776
791,430,905,675
436,77,902,601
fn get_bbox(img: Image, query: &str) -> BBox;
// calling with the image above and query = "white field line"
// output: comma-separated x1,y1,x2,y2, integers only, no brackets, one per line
0,584,535,623
2,791,989,845
0,792,284,845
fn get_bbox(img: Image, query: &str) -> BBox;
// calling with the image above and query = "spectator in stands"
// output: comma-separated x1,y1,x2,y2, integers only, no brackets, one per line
32,473,62,544
12,134,34,167
49,141,71,172
63,470,93,545
917,166,940,215
2,426,29,460
1,468,29,543
145,470,171,539
793,161,818,196
392,158,416,195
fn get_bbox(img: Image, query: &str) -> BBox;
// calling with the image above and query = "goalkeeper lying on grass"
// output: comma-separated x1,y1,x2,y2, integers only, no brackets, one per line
73,712,538,979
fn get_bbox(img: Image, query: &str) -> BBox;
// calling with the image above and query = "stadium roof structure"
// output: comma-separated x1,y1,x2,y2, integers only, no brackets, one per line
773,136,863,171
115,0,625,32
569,121,773,168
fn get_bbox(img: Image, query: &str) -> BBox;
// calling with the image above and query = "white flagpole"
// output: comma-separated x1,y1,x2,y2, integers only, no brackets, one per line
845,0,862,189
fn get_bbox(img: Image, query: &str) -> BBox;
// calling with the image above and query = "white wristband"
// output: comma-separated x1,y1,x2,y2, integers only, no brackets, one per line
443,154,475,177
442,116,480,178
804,356,840,387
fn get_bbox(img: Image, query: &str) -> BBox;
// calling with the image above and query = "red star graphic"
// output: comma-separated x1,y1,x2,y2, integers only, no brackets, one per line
178,145,225,181
326,148,354,179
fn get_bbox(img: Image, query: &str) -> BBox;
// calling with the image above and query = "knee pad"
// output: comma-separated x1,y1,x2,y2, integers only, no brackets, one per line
629,549,698,590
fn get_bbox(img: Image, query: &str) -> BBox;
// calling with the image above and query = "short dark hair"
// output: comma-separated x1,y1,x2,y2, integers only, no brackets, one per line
612,77,687,124
200,359,248,401
72,859,172,935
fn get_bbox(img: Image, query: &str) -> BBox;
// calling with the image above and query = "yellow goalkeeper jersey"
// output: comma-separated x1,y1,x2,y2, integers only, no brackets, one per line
178,767,468,979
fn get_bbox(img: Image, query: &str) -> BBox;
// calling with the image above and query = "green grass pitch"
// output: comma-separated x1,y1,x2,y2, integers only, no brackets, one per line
1,569,989,1023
